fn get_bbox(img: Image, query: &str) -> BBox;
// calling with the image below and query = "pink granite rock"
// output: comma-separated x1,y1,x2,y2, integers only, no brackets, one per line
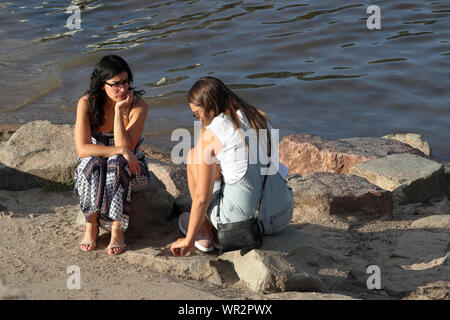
279,134,426,175
147,159,188,200
287,172,393,220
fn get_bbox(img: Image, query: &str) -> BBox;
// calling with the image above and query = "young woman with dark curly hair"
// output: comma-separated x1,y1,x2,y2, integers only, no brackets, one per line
74,55,149,255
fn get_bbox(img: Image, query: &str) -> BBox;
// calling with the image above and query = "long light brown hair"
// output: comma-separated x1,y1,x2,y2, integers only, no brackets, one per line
188,77,271,156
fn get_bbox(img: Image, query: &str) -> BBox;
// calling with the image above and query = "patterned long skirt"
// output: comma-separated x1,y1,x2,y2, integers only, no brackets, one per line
74,133,150,231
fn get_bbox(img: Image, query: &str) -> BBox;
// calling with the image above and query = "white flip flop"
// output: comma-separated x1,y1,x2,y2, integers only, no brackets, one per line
178,212,213,253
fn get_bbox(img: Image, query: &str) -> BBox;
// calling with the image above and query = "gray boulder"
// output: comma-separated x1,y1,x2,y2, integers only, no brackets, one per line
125,243,222,286
410,215,450,231
444,162,450,199
382,133,431,156
127,171,175,239
218,227,330,293
0,123,21,142
0,120,77,190
379,230,450,296
349,153,445,204
392,230,449,262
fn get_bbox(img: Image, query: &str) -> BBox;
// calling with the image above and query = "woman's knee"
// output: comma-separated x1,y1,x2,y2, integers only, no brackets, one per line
107,154,128,169
187,148,195,166
77,156,104,168
75,156,105,181
107,154,125,162
186,148,197,174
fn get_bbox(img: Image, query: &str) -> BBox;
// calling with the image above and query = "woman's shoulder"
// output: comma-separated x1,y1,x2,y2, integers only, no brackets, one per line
77,94,90,112
206,113,233,131
79,94,89,102
77,94,90,107
133,96,149,110
210,112,231,124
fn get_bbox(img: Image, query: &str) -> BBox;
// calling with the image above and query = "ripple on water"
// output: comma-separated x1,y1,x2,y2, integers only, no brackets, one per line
0,0,449,160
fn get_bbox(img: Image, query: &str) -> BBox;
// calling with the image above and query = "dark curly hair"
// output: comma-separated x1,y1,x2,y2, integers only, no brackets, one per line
85,55,145,129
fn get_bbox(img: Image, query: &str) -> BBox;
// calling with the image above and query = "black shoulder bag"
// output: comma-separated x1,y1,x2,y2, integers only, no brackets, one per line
215,172,268,254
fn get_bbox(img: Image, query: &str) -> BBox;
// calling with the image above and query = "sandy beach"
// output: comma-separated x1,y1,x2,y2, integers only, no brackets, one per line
1,185,448,300
1,1,449,302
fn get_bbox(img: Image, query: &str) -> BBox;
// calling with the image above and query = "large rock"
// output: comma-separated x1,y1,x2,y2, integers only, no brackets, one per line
349,153,445,204
410,215,450,231
279,134,426,176
444,162,450,198
346,229,450,297
147,159,188,200
127,171,175,239
378,230,450,296
0,120,77,190
392,231,449,262
140,144,191,214
382,133,431,156
287,172,393,221
125,244,222,286
0,123,22,142
218,227,329,293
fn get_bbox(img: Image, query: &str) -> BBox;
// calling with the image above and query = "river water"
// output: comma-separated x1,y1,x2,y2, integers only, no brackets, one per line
0,0,449,160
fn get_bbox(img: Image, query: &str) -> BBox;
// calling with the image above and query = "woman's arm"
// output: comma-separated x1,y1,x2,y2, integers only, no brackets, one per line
74,95,125,158
171,129,219,256
114,91,149,151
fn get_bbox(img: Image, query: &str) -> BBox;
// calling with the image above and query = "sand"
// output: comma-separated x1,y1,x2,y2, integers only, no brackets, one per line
0,187,448,300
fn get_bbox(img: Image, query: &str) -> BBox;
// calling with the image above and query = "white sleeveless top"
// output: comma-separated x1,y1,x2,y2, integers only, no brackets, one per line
205,110,288,184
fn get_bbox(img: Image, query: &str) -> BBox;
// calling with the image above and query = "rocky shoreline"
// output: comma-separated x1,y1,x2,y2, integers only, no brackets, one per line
0,120,448,300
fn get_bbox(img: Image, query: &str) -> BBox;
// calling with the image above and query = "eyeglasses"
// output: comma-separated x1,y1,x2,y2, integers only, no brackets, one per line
105,79,131,89
192,110,200,119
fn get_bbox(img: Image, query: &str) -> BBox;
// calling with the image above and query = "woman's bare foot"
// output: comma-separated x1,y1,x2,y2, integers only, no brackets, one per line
107,222,126,255
80,214,99,252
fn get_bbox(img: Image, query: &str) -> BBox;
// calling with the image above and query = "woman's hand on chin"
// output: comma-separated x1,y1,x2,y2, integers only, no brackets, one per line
115,89,134,115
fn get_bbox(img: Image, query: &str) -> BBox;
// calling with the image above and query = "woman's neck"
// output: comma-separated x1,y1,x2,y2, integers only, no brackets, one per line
104,96,116,109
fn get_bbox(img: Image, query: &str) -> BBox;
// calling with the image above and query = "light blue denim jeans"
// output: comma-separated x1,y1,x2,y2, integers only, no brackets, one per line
206,161,294,236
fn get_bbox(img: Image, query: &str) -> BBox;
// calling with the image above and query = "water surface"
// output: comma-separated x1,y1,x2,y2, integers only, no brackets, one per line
0,0,449,159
